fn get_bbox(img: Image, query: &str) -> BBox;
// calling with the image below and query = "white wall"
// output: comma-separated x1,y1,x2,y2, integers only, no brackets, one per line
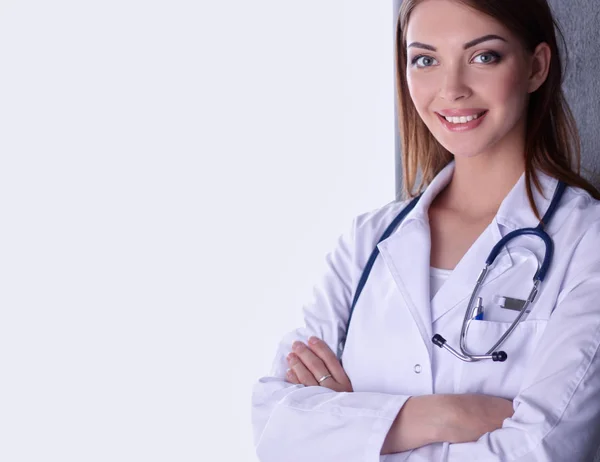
0,1,394,460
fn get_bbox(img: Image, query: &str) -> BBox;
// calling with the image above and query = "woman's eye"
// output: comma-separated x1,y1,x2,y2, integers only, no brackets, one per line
411,55,438,68
472,52,501,64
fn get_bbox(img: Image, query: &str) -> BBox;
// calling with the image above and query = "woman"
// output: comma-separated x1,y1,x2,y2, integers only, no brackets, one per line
252,0,600,460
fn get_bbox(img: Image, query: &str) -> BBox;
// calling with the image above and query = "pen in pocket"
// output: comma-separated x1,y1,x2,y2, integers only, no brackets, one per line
472,297,484,321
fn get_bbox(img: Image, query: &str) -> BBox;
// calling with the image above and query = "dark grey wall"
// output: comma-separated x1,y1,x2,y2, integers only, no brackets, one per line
393,0,600,194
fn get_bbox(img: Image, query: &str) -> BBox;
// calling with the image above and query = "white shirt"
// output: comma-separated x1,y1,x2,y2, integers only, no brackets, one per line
251,161,600,462
430,267,452,300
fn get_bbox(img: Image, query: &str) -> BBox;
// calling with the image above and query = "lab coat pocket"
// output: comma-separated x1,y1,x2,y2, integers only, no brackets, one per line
457,319,548,398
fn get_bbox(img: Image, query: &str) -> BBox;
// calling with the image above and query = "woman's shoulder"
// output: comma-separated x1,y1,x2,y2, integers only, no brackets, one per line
338,198,417,261
532,170,600,233
333,198,414,271
559,181,600,228
552,182,600,272
352,197,413,235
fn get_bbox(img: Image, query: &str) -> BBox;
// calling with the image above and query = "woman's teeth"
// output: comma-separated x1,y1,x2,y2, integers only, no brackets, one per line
443,112,485,124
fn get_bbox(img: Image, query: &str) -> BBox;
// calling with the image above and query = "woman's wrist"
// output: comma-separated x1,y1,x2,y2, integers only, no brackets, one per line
435,394,460,442
435,393,515,444
381,395,450,454
419,394,454,443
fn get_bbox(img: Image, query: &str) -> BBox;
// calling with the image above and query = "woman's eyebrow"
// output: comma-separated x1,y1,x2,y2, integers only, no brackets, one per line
407,34,507,52
464,34,507,49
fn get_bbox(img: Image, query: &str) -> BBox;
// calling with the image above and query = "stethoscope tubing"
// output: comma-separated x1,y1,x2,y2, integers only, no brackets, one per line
338,180,567,364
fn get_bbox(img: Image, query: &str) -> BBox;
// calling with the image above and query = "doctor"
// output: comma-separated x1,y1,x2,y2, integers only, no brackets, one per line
252,0,600,460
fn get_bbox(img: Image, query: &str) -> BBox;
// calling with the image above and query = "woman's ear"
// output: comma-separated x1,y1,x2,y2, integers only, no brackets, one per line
528,42,552,93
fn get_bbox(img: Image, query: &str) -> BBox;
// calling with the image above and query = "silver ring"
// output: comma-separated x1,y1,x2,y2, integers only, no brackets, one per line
317,374,332,384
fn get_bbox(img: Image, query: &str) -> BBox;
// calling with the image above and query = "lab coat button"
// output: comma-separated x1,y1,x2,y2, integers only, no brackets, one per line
414,364,422,374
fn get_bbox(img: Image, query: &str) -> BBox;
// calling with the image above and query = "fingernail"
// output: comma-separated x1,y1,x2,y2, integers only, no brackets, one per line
287,353,298,364
292,341,305,352
308,336,319,345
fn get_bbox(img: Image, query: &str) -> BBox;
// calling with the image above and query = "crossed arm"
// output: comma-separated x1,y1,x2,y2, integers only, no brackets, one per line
253,216,600,461
285,336,514,454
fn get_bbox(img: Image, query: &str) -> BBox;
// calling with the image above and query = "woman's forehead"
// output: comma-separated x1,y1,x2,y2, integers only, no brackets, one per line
405,0,512,47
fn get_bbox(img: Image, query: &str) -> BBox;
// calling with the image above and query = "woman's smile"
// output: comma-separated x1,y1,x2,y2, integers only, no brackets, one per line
435,110,488,132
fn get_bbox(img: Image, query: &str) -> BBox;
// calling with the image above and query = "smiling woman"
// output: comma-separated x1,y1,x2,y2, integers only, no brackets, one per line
252,1,600,461
397,0,599,215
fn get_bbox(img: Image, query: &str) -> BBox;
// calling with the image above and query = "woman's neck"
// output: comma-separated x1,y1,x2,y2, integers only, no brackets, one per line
436,154,525,219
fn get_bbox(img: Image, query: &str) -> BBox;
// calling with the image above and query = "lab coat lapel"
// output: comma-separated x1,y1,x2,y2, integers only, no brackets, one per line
375,163,457,350
377,219,433,350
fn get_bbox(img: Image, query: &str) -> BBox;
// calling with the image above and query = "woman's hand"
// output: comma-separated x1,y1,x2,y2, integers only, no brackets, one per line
441,393,514,444
285,336,353,392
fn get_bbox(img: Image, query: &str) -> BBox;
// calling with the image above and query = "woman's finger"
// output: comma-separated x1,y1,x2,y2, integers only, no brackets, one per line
291,341,332,385
307,337,351,387
285,368,300,384
286,352,319,386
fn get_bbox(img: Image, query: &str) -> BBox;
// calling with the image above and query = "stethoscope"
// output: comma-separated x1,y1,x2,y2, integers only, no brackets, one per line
338,180,567,363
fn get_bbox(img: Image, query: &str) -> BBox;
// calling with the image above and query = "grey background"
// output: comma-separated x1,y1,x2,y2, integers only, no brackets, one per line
393,0,600,192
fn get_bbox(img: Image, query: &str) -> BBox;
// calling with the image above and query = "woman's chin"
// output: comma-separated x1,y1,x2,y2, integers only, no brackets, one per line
438,142,485,159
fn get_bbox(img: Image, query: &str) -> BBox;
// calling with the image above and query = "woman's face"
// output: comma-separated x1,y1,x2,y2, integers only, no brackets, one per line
405,0,537,159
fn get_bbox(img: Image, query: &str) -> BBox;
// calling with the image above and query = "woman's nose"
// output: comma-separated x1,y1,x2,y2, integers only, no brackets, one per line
439,67,472,102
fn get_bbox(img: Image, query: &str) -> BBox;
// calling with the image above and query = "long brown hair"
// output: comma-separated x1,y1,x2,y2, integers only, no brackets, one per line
395,0,600,216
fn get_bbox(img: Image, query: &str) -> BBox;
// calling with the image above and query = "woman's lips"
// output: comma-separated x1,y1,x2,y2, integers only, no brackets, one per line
436,110,488,132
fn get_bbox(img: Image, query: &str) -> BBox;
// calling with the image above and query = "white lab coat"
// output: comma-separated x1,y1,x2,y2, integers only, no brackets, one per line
251,161,600,461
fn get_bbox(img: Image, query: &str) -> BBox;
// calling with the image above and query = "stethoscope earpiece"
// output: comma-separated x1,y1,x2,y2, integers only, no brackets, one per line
432,334,446,347
492,351,508,362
